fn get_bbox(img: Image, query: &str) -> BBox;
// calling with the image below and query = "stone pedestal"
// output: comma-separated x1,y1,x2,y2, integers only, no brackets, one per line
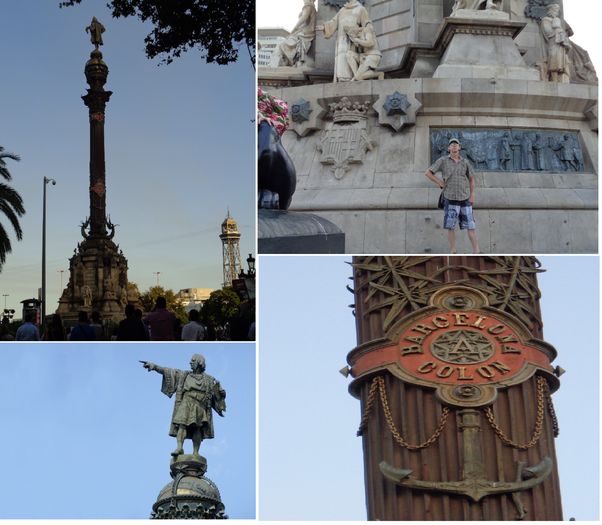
56,236,132,324
151,455,226,519
258,209,345,254
433,15,540,80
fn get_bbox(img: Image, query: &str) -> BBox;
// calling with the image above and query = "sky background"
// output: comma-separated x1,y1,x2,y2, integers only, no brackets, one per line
0,0,255,316
259,255,599,520
0,342,255,519
257,0,602,79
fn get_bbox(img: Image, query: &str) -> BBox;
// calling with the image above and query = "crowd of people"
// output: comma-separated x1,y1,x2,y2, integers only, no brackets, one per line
1,296,255,342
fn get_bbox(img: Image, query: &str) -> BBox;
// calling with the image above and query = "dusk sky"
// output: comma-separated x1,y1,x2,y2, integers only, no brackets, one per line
0,342,255,519
0,0,255,315
259,256,599,520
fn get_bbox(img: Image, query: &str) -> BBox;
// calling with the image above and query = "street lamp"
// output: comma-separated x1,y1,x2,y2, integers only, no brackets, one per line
2,294,8,309
42,176,56,333
153,272,161,286
57,269,65,293
246,254,256,277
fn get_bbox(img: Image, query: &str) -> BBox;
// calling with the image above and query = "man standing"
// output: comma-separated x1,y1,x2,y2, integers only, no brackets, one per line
144,296,177,341
15,313,40,341
425,138,480,253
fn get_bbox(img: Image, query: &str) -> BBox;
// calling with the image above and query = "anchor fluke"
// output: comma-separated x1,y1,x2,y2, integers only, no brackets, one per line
379,461,412,481
521,457,553,480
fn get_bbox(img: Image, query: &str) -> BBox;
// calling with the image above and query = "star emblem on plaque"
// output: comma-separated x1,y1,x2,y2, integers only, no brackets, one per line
431,330,494,364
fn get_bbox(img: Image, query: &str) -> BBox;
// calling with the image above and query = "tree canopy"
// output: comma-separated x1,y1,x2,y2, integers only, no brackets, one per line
60,0,255,66
201,287,241,329
0,148,25,269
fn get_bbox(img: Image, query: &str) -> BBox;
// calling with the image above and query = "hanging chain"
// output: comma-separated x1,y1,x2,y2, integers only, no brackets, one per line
484,375,547,450
543,379,560,437
357,375,380,436
357,375,449,450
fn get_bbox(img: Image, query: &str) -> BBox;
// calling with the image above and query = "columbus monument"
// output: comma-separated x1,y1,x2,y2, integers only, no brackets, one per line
142,354,228,519
57,18,135,323
259,0,598,253
344,256,563,520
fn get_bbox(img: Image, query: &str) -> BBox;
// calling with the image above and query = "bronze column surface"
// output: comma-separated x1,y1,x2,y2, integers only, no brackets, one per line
82,40,112,238
346,256,563,521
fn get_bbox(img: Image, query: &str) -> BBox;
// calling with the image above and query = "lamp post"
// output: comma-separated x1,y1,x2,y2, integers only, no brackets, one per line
2,294,8,309
153,272,161,286
246,254,256,277
42,176,56,333
58,269,64,293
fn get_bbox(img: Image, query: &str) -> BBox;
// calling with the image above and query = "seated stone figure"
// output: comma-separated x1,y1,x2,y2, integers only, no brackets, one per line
270,0,317,68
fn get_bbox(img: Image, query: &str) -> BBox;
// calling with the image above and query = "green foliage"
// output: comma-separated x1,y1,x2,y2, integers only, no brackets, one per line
59,0,255,66
139,285,188,324
201,287,241,328
0,147,25,269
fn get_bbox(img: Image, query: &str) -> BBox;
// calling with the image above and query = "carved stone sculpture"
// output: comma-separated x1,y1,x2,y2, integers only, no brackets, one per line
568,41,598,84
347,22,383,81
430,128,585,172
142,354,226,458
451,0,502,15
539,4,571,83
270,0,317,68
316,0,371,82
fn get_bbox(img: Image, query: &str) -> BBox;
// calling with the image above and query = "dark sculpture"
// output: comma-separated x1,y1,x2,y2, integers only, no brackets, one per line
258,120,297,209
142,354,226,457
86,16,105,50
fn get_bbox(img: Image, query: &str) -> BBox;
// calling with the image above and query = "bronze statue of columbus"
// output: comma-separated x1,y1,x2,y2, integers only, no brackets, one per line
86,16,105,49
141,354,226,457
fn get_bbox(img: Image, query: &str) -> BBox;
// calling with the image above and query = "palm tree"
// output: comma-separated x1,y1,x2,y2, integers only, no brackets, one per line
0,147,25,268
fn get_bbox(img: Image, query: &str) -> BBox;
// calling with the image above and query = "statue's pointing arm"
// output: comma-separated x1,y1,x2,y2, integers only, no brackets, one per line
141,361,165,374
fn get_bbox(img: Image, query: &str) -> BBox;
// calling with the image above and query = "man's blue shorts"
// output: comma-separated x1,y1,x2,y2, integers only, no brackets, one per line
443,199,476,230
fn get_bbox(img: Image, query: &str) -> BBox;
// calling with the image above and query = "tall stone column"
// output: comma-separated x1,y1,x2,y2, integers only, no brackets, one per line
82,48,112,237
56,18,136,325
346,256,563,520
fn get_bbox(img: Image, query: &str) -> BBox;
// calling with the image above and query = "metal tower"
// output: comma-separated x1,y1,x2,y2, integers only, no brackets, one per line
219,212,242,287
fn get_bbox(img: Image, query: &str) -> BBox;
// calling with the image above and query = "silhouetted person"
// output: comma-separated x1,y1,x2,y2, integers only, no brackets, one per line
117,304,148,341
90,311,104,341
181,309,207,341
0,318,14,341
69,310,96,341
144,296,176,341
15,313,40,341
44,314,66,341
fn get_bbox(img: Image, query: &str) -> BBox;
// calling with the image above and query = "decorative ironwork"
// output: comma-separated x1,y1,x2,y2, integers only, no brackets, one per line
484,376,547,450
430,330,494,364
352,256,544,333
357,375,450,450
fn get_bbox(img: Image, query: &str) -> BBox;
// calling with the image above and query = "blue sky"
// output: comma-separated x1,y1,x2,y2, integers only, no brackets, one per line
0,342,255,519
259,255,599,520
0,0,255,314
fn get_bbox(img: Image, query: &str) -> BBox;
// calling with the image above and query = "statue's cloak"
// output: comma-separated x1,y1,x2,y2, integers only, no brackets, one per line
161,368,226,439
